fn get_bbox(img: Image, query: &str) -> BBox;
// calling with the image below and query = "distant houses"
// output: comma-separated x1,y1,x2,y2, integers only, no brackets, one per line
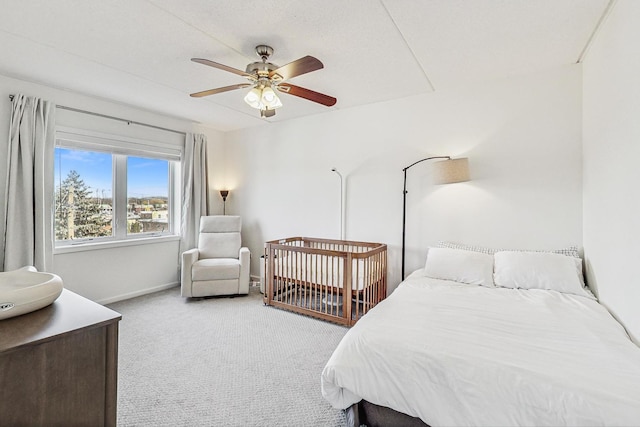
127,202,169,233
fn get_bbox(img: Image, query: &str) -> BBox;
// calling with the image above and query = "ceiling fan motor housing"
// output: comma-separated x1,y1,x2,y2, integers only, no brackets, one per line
245,61,278,77
246,45,280,78
255,45,273,60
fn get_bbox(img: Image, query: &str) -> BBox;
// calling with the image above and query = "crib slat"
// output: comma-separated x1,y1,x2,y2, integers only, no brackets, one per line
344,252,352,323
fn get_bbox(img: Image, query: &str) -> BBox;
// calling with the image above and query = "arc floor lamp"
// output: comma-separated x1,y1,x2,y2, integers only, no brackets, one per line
402,156,470,280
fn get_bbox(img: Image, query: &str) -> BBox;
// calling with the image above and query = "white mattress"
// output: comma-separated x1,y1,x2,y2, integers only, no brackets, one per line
321,271,640,426
273,253,374,291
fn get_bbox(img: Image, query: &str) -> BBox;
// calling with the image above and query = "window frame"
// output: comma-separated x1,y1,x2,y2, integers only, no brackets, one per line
54,127,182,252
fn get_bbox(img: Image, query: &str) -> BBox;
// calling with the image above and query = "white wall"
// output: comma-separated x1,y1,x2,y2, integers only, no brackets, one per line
0,63,586,304
582,0,640,343
0,73,225,303
226,65,583,290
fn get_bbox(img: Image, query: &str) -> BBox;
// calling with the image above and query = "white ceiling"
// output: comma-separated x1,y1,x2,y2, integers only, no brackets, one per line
0,0,610,132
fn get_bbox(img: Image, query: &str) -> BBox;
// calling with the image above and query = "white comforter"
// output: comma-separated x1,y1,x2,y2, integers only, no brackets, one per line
321,271,640,426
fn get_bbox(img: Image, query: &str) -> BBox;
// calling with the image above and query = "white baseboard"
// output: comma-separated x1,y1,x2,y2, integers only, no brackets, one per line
97,282,179,305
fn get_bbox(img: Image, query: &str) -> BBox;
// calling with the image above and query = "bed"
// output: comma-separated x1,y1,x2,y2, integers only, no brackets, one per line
263,237,387,326
321,245,640,426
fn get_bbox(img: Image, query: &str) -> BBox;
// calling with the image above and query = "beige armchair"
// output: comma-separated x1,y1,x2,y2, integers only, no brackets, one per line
181,215,250,297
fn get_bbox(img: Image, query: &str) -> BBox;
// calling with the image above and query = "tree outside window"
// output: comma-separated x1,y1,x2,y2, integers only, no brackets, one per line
55,170,112,240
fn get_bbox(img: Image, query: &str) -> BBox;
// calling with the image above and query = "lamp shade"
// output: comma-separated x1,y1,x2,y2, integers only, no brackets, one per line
432,158,470,185
244,84,283,111
261,86,282,109
244,87,263,109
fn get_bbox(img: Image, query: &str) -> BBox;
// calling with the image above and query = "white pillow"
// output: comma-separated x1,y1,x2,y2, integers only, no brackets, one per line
494,251,590,297
424,247,495,287
438,241,581,258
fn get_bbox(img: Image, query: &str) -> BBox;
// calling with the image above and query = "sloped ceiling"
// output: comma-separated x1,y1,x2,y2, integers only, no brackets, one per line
0,0,610,131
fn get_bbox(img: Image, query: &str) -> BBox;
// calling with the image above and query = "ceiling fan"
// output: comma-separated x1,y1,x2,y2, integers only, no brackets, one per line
190,45,337,118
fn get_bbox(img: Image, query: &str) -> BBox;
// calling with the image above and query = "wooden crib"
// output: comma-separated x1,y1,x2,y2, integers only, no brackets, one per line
263,237,387,326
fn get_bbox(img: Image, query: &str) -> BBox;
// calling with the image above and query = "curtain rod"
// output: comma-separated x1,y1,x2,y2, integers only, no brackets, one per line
8,94,186,136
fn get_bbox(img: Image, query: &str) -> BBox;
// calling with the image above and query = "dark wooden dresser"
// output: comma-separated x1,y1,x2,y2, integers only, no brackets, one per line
0,289,121,426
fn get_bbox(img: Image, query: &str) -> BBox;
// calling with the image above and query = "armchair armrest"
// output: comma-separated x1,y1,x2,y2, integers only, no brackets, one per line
239,247,251,294
181,248,199,297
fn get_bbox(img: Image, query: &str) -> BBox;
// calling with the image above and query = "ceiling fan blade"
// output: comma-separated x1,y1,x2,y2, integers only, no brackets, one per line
269,56,323,81
191,58,252,78
190,83,251,98
277,84,337,107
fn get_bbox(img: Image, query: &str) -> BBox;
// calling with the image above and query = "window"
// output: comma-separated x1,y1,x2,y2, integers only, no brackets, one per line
127,157,171,235
54,127,181,248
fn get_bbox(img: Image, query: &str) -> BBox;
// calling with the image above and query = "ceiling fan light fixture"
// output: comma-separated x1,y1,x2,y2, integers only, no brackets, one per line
244,87,263,109
261,86,282,109
260,108,276,118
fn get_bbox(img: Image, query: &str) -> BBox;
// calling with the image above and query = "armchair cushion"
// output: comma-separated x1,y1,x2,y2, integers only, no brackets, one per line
198,216,242,259
192,258,240,281
199,232,240,259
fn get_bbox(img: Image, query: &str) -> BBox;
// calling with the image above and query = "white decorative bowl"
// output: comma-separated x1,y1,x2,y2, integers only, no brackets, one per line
0,266,63,320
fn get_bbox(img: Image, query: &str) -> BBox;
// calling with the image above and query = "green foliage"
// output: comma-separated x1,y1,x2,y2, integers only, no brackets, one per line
55,170,111,240
128,221,142,234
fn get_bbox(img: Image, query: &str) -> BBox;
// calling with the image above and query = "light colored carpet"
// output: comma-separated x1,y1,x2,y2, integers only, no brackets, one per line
108,286,349,426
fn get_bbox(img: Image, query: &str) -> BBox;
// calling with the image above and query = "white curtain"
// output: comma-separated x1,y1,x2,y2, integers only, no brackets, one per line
180,132,208,254
0,94,55,272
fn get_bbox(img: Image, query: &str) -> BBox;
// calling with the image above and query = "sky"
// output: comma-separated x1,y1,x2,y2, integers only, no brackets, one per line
54,148,169,199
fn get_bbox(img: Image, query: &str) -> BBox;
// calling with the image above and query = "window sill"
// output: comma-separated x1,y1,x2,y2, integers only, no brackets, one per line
54,234,181,254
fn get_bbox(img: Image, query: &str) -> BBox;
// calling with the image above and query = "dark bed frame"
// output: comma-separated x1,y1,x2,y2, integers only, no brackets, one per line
346,401,429,427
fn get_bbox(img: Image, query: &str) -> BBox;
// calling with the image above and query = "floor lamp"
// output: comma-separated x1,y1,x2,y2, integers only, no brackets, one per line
220,190,229,215
402,157,470,280
331,167,344,240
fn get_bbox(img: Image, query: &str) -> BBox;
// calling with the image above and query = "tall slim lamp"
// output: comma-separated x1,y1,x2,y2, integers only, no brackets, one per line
331,167,344,240
402,157,470,280
220,190,229,215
